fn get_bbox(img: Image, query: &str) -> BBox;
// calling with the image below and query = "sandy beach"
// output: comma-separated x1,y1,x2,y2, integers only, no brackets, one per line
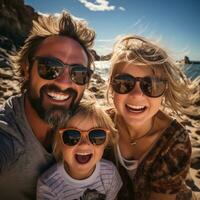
0,64,200,198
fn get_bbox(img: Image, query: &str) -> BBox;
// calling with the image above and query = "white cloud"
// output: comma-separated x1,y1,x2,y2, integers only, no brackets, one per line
38,11,49,17
95,44,112,55
95,38,114,55
122,16,151,35
118,6,125,11
78,0,115,11
54,13,62,17
96,39,113,42
133,18,142,27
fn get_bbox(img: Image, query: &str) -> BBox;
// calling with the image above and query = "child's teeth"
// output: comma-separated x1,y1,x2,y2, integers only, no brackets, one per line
76,152,91,156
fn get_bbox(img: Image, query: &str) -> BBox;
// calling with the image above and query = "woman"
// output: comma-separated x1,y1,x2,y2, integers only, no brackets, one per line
105,35,196,200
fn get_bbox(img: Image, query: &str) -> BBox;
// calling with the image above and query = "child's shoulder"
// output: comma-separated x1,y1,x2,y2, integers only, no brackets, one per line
99,159,122,189
39,163,61,183
100,159,117,171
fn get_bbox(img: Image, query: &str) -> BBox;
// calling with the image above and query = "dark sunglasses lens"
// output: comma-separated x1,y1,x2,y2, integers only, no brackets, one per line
62,130,81,146
70,65,92,85
112,74,135,94
89,129,106,145
37,58,63,80
141,77,166,97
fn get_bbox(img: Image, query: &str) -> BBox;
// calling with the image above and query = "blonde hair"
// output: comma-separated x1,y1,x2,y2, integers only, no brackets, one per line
12,11,96,92
53,100,118,161
107,35,196,117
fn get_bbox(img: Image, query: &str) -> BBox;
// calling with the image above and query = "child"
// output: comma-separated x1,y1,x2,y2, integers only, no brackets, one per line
105,35,197,200
37,101,122,200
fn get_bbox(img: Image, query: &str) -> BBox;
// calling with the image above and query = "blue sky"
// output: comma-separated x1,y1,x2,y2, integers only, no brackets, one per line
25,0,200,61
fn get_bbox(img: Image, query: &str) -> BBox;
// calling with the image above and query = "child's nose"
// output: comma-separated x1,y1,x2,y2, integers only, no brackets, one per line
56,68,73,84
79,135,91,145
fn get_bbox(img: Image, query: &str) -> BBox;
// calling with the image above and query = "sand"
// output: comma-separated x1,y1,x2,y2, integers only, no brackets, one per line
0,66,200,198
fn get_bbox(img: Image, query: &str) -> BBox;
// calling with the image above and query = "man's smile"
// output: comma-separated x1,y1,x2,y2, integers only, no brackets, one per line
47,91,71,101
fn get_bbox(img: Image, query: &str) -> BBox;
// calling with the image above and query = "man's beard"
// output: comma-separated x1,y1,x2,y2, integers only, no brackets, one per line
27,83,82,129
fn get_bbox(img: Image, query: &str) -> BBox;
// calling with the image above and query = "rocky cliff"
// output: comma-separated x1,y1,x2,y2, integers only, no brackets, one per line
0,0,38,104
0,0,105,105
0,0,38,47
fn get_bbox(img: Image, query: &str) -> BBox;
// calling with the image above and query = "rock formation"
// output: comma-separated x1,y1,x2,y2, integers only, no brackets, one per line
0,0,39,48
180,56,200,65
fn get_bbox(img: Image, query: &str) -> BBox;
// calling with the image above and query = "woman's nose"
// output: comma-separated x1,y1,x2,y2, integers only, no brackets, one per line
130,82,143,96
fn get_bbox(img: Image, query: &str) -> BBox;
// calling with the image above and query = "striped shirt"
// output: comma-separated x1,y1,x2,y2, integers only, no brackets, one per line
37,159,122,200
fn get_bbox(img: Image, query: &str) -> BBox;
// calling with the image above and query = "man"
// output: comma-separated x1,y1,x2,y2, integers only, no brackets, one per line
0,11,95,200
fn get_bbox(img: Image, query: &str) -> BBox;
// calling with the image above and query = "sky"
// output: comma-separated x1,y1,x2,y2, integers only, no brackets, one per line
25,0,200,61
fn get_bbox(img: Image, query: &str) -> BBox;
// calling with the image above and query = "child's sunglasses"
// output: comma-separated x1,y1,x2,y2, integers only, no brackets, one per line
32,56,93,85
59,128,108,146
111,73,167,98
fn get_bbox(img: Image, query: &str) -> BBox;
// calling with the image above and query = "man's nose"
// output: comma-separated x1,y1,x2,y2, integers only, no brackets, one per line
55,68,73,84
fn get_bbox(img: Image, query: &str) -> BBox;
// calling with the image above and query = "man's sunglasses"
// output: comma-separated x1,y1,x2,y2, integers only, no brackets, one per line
111,74,167,98
59,128,108,146
32,56,93,85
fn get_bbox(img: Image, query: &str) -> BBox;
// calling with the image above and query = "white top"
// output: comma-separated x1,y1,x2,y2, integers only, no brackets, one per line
116,145,138,179
37,159,122,200
116,136,160,180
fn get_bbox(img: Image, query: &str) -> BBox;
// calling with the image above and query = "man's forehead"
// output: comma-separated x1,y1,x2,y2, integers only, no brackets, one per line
40,35,81,47
34,35,88,65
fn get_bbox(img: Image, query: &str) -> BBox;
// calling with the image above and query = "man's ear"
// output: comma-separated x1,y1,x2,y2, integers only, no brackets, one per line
24,65,30,80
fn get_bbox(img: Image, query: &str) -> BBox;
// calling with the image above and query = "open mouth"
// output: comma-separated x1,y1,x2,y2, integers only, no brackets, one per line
75,153,93,164
126,104,147,113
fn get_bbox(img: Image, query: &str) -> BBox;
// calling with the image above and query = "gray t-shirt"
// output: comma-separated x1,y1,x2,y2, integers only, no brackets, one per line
0,94,55,200
37,159,122,200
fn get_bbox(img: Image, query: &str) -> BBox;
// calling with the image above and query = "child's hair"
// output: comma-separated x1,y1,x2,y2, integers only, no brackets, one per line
53,100,118,161
107,35,196,117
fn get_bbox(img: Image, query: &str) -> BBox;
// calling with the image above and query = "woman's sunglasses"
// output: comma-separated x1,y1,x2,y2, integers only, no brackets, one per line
59,128,108,146
32,56,93,85
111,74,167,98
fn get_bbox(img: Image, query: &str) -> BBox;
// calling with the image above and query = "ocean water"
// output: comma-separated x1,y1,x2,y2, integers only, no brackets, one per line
94,61,110,80
95,61,200,81
183,64,200,80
